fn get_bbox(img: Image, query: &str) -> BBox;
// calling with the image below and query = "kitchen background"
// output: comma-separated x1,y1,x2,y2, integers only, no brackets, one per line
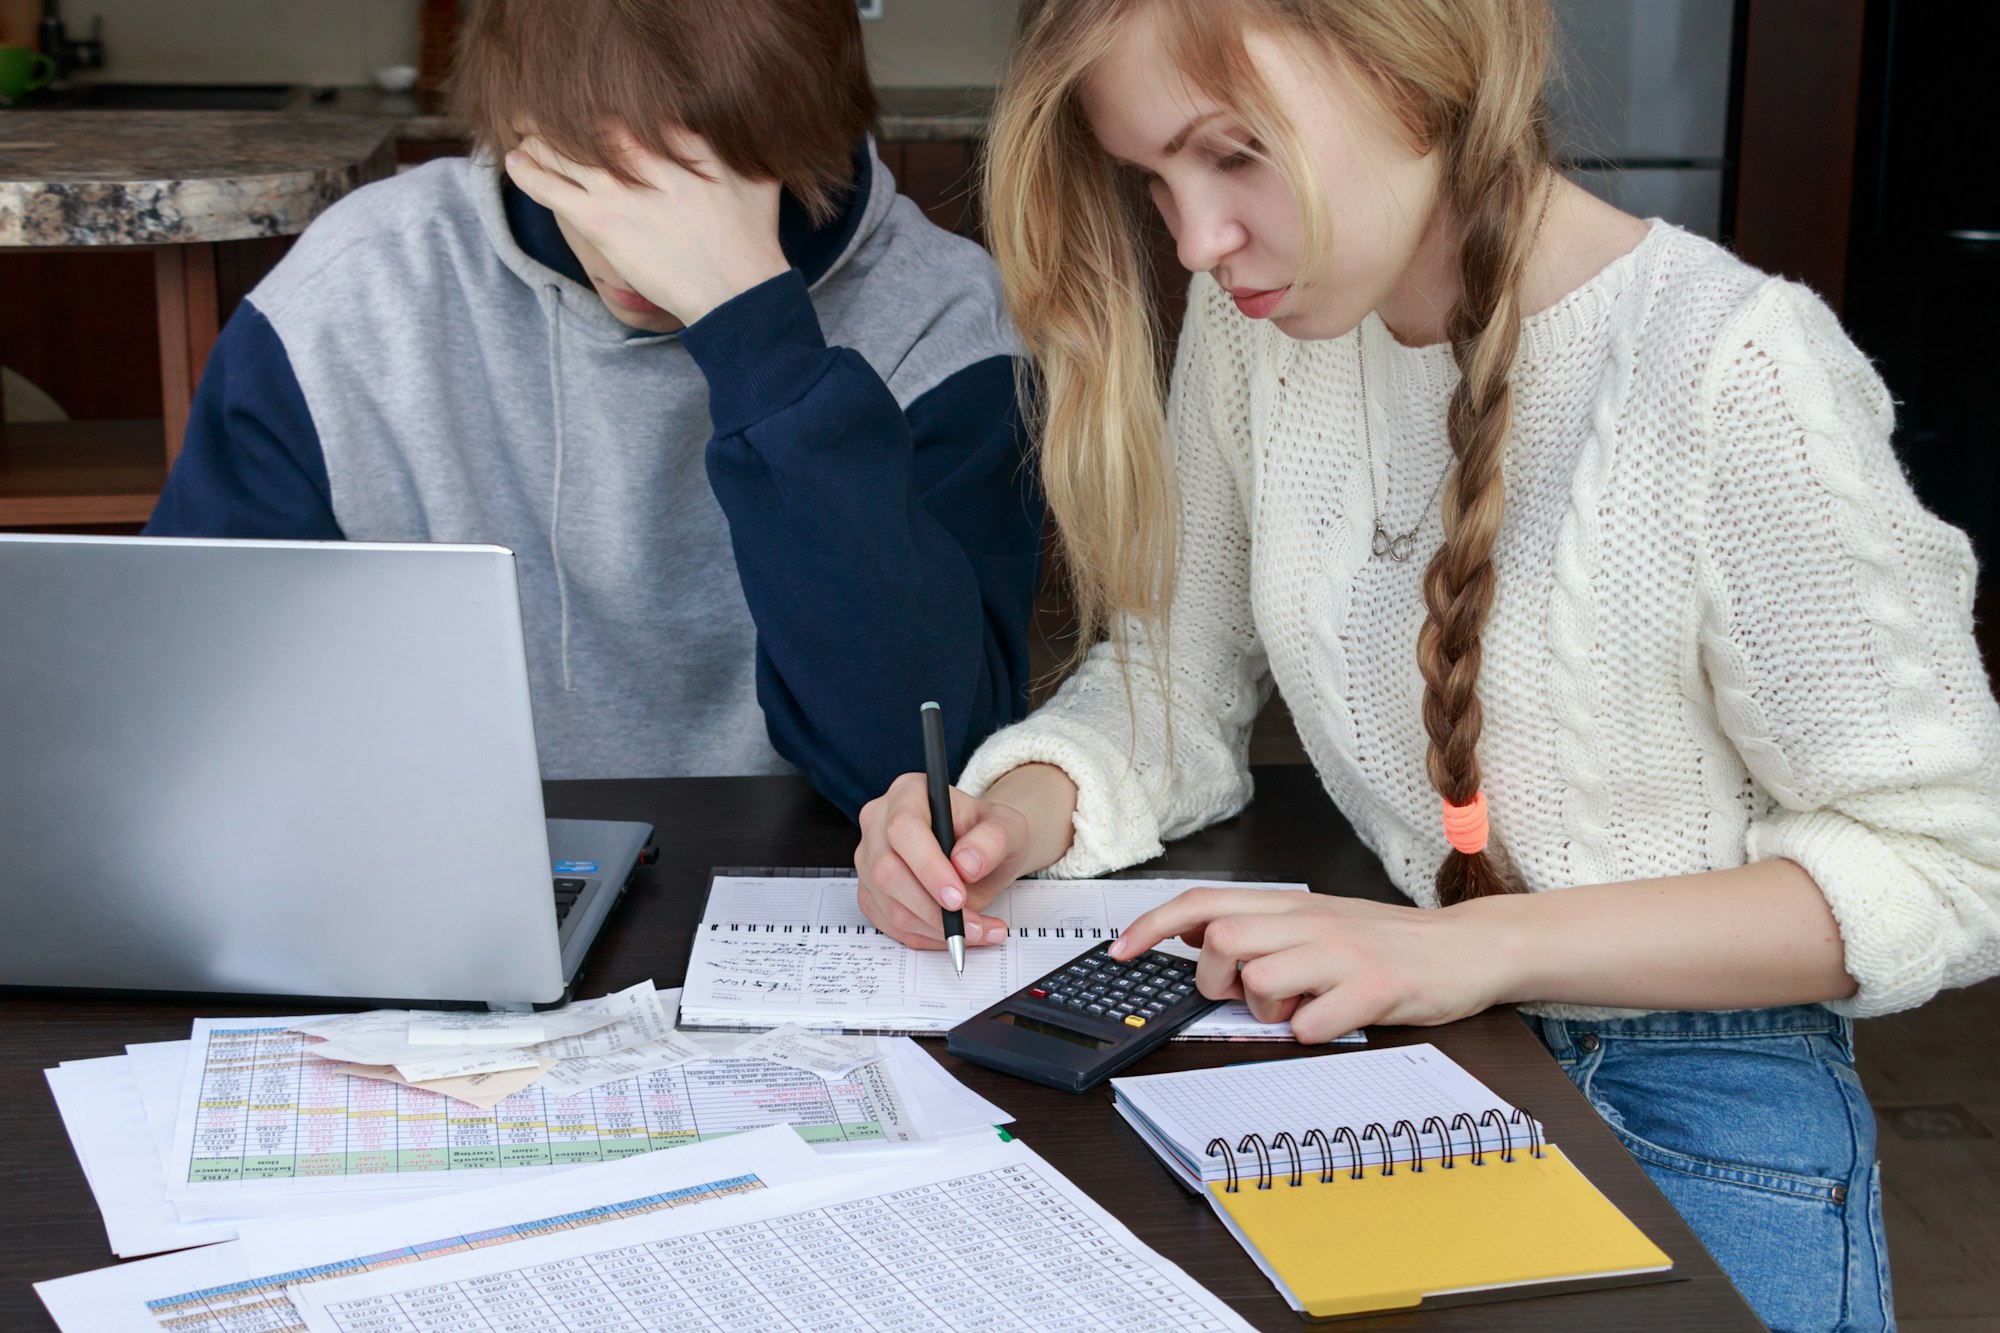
0,0,1020,89
1,4,1995,1326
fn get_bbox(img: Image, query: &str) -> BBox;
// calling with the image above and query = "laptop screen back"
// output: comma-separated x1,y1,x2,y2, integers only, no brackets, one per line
0,536,566,1003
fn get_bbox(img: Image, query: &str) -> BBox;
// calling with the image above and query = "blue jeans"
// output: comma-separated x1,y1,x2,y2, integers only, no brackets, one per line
1525,1005,1894,1332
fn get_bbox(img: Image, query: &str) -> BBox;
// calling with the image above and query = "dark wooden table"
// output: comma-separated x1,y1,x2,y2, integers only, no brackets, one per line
2,766,1761,1331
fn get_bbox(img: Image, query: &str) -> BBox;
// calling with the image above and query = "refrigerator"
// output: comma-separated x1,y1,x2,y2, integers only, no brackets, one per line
1549,0,1739,240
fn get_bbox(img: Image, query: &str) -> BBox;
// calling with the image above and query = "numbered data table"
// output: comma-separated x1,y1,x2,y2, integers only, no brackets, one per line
294,1149,1252,1333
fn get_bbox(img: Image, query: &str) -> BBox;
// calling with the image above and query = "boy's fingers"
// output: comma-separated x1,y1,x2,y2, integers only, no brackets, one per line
514,134,600,190
653,125,724,177
501,152,560,207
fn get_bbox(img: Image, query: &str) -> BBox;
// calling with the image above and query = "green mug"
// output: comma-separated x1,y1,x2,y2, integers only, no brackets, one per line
0,44,56,103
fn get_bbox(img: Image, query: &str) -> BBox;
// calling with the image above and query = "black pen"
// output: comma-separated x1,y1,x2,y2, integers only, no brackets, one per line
919,701,967,975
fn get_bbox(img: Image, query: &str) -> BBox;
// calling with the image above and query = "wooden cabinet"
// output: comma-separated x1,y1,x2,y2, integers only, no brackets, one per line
0,112,392,530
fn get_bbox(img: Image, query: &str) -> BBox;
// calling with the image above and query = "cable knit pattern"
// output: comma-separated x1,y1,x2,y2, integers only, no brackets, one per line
961,221,2000,1019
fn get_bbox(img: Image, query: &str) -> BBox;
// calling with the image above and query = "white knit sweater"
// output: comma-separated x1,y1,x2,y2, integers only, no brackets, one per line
962,221,2000,1020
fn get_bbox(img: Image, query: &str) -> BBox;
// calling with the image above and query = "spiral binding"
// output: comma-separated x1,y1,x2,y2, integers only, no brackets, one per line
1206,1106,1543,1193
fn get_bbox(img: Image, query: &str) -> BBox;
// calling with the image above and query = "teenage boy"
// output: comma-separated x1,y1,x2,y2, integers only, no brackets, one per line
145,0,1042,818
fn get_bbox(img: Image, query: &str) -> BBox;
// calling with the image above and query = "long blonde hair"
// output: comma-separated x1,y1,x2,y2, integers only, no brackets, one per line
987,0,1554,904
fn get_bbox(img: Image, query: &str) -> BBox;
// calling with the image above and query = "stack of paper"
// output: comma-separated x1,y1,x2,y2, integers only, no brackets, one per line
45,986,1012,1259
36,1124,834,1332
39,1127,1253,1333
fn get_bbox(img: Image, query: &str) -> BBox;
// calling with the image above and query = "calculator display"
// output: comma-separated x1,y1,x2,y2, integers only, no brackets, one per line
995,1011,1116,1050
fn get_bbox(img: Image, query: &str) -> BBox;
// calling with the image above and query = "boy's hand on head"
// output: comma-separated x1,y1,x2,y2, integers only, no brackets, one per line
505,130,790,325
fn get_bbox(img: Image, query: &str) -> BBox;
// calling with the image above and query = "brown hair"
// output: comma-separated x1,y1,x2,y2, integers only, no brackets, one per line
450,0,877,224
989,0,1555,903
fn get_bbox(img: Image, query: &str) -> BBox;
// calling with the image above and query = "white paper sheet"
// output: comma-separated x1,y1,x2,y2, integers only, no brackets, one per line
403,1013,549,1045
45,1060,237,1258
392,1047,547,1081
533,1036,706,1096
530,991,702,1064
680,875,1364,1043
35,1124,828,1333
290,1139,1252,1333
295,979,659,1069
733,1024,883,1077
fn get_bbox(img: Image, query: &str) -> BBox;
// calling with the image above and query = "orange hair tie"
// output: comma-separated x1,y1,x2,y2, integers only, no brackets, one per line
1441,792,1489,856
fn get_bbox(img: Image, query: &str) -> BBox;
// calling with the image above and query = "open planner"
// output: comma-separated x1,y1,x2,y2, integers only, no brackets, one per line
679,870,1366,1041
1112,1044,1673,1320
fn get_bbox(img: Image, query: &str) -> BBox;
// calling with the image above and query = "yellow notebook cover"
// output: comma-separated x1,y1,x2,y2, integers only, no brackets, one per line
1208,1143,1672,1319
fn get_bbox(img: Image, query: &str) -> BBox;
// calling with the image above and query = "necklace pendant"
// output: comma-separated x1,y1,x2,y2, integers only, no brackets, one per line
1372,524,1417,563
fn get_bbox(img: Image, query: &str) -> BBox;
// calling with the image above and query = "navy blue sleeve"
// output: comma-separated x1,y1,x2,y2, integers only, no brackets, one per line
684,269,1043,820
144,301,342,539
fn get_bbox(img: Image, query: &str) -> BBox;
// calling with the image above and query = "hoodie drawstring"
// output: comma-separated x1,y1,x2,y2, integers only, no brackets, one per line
544,286,575,692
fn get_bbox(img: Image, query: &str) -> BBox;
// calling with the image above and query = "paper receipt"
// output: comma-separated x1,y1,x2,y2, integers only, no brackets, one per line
733,1025,884,1079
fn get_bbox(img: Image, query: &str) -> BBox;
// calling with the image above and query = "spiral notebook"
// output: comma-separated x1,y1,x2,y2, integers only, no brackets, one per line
1112,1045,1673,1320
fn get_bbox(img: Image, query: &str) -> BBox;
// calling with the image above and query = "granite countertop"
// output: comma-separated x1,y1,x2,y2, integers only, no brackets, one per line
0,111,395,246
0,85,987,247
302,84,996,143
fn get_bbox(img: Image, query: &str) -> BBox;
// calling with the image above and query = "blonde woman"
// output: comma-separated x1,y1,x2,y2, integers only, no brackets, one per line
853,1,2000,1324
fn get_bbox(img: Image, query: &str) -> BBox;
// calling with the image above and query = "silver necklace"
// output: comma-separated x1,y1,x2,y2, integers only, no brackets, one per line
1357,335,1451,562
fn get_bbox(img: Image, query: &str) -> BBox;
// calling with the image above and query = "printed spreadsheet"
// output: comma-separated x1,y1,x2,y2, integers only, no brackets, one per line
293,1149,1251,1333
142,1172,766,1333
170,1022,910,1198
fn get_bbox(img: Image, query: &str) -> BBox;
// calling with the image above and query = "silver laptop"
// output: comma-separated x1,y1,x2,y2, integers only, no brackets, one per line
0,535,652,1007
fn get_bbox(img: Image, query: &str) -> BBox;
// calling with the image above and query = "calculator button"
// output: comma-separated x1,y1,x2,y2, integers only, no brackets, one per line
1124,1015,1146,1027
1046,995,1067,1006
1028,987,1048,998
1087,1004,1106,1016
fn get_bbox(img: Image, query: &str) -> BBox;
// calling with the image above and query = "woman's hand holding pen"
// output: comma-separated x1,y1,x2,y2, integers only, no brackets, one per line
854,762,1081,951
1110,889,1518,1043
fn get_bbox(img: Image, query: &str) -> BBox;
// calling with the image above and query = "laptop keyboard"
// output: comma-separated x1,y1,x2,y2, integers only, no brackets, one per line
553,877,588,924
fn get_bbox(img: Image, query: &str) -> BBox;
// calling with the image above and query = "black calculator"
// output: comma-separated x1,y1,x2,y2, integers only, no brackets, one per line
945,941,1222,1093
